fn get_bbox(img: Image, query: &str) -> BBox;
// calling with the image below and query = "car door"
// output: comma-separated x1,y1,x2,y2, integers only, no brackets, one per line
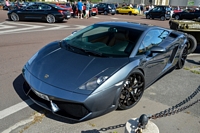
193,10,200,19
20,5,38,20
120,6,127,13
137,29,169,85
181,9,194,19
149,7,160,18
34,4,51,19
24,4,38,20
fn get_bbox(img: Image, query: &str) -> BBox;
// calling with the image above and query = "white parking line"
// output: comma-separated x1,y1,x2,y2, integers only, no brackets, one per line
2,116,34,133
0,25,17,29
0,99,34,120
0,22,44,34
111,18,119,19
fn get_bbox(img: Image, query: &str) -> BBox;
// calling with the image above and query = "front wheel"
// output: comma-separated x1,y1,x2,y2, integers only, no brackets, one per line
10,13,19,21
160,16,165,21
176,44,188,69
46,14,55,23
175,15,180,20
118,70,145,110
128,11,132,15
104,11,108,15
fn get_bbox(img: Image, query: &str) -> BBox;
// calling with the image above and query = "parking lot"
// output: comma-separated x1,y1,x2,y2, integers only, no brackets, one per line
0,10,199,133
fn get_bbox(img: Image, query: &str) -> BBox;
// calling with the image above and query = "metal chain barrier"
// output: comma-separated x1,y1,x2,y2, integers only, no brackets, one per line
136,85,200,132
149,85,200,120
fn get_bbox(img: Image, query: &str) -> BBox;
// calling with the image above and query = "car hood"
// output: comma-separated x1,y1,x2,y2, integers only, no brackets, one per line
26,41,129,94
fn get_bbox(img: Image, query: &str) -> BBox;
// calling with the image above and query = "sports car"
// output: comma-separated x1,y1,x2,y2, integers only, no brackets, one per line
7,3,71,23
116,6,139,15
22,21,188,121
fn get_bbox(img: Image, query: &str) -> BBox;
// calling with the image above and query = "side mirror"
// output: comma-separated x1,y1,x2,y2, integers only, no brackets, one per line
150,46,166,53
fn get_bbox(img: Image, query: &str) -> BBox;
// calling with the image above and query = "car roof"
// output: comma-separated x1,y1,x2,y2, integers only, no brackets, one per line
95,21,156,31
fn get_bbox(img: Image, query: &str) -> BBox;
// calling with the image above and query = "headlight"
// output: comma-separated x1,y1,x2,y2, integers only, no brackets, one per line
79,76,108,90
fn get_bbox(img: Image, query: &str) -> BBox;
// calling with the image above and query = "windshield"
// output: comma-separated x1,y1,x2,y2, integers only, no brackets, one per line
63,24,143,57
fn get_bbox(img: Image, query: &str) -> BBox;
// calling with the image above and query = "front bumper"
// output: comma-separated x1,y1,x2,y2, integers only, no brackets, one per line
22,66,119,121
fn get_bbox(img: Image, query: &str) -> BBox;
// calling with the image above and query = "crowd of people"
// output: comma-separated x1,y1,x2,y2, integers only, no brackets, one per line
4,0,21,10
68,0,92,19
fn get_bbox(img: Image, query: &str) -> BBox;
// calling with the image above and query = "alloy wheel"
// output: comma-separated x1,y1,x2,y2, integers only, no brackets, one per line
146,14,150,19
176,45,188,69
180,46,188,68
46,14,55,23
160,16,165,21
118,71,145,110
10,13,19,21
175,15,180,20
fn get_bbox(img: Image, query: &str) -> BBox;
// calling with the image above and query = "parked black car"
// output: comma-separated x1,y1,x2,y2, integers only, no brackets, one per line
96,3,116,15
7,3,71,23
146,5,171,21
172,9,200,20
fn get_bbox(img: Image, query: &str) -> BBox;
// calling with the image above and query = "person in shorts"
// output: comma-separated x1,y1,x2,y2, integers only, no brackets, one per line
85,0,90,19
77,0,83,19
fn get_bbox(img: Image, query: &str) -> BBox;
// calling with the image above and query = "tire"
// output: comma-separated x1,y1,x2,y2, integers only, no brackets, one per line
111,13,115,15
46,14,55,23
10,13,19,21
116,11,119,14
175,15,180,20
133,14,137,16
128,11,132,15
104,11,108,15
160,16,165,21
118,70,145,110
146,14,150,19
187,34,197,54
176,44,187,69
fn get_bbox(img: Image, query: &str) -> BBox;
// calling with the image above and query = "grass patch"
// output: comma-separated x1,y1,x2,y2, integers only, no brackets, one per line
184,66,200,74
190,70,200,74
19,111,46,133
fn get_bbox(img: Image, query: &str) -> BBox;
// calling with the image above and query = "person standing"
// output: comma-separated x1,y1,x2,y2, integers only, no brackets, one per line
77,0,83,19
5,0,11,10
72,1,77,18
85,0,90,19
15,0,20,9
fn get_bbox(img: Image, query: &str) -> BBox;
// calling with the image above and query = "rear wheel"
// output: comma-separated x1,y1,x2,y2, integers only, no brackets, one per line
116,10,119,14
187,34,197,54
176,44,187,69
146,14,150,19
128,11,132,15
118,70,145,110
10,13,19,21
46,14,55,23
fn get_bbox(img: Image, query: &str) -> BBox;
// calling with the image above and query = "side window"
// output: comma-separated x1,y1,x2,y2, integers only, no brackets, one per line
137,29,169,55
27,5,38,10
40,5,51,10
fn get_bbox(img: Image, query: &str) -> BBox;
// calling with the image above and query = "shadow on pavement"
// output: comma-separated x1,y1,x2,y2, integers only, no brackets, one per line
186,59,200,65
